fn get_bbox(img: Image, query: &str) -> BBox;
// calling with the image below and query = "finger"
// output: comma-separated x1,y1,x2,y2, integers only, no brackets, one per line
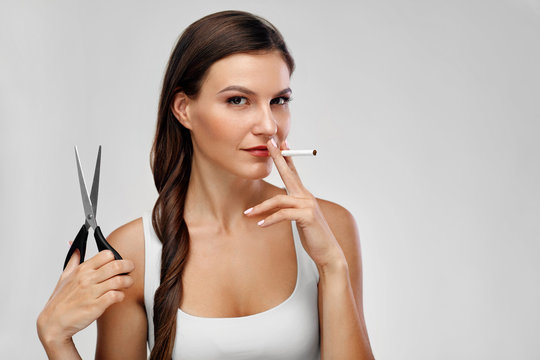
258,208,309,227
244,194,294,216
96,290,126,314
82,249,116,271
245,194,312,216
280,140,300,175
282,152,299,176
94,259,135,283
96,274,134,298
267,138,303,193
63,248,80,274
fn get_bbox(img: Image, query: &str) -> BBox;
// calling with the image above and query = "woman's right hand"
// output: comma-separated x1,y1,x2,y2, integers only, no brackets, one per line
37,244,135,346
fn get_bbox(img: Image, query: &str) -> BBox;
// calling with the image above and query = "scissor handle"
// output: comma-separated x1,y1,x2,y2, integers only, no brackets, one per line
94,226,129,276
63,224,88,270
94,226,123,260
63,225,126,274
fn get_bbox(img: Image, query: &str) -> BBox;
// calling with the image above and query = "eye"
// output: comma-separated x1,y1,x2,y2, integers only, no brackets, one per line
271,96,292,105
227,96,248,105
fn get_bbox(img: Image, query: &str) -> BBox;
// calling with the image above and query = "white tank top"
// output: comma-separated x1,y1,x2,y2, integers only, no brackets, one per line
142,210,321,359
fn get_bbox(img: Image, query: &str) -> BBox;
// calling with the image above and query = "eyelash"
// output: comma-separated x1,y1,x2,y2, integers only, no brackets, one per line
226,96,293,106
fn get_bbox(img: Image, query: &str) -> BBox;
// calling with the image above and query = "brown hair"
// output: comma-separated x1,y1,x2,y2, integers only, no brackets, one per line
149,10,295,359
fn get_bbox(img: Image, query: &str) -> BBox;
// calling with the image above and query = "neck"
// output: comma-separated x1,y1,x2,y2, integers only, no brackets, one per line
184,152,268,234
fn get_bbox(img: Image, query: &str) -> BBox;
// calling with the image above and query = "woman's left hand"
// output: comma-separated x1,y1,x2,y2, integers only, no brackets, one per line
243,138,347,270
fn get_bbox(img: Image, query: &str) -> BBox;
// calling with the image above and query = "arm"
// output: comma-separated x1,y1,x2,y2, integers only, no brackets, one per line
39,337,82,360
36,219,145,359
317,199,374,360
95,218,148,360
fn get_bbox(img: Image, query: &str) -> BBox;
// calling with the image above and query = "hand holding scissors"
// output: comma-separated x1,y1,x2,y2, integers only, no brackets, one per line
37,146,135,348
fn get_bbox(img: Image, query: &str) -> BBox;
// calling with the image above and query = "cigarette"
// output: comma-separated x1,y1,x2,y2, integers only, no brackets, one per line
280,149,317,157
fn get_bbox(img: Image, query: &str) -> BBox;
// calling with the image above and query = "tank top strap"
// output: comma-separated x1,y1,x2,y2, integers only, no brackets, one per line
142,209,160,351
291,220,320,284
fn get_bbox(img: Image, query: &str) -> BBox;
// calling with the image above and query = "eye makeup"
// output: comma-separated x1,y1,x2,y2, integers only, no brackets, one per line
226,96,292,106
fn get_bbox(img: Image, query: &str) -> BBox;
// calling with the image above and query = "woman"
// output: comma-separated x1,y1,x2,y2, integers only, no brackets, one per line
37,10,374,359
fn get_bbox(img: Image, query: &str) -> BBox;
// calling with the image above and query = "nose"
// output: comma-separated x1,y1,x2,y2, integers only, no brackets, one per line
252,103,277,137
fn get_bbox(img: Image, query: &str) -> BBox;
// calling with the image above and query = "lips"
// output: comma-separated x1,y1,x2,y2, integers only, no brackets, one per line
244,145,268,150
243,145,270,157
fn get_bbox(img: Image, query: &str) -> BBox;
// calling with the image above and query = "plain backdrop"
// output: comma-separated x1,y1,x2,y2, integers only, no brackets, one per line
1,0,539,359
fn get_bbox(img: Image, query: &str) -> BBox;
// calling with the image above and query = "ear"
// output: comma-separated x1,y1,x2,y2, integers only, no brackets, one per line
171,91,193,130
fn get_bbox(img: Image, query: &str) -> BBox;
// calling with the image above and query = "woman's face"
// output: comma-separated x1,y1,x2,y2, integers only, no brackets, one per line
175,50,292,180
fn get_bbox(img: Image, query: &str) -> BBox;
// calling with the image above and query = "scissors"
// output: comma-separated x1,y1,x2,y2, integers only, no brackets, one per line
63,145,123,270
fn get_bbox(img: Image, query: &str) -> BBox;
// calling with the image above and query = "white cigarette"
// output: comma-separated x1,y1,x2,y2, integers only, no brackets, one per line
280,149,317,157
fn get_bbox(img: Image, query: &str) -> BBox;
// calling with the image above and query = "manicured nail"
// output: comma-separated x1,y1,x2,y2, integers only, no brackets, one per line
244,207,253,214
257,219,265,226
270,138,277,148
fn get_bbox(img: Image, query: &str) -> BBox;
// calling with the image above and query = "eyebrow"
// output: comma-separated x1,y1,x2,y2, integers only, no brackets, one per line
217,85,292,97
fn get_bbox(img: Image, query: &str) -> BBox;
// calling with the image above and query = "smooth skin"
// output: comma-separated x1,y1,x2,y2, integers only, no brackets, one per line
37,50,373,359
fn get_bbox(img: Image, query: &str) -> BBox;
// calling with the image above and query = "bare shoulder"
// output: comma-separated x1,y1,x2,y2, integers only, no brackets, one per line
105,217,145,304
315,197,359,243
316,198,360,262
95,217,147,359
315,197,364,309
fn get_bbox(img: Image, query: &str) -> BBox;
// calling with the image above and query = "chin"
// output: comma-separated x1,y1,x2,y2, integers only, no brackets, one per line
237,162,272,180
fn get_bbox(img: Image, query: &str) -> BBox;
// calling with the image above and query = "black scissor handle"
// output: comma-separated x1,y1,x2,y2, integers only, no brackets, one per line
63,224,88,270
94,226,123,260
63,225,125,273
94,226,129,276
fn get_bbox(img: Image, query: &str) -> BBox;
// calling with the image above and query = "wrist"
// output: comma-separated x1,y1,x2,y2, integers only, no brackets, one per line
37,314,70,349
42,336,80,360
317,246,349,276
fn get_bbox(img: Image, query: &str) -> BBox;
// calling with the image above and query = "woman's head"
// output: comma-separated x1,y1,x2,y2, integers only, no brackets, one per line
173,50,293,180
149,10,295,360
152,10,295,190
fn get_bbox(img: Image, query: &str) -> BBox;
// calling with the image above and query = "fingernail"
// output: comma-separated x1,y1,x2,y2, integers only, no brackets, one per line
244,207,253,214
257,219,265,226
270,138,277,148
284,140,289,149
68,240,73,246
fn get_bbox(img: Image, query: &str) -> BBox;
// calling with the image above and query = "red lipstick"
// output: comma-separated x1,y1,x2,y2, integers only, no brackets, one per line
243,145,269,157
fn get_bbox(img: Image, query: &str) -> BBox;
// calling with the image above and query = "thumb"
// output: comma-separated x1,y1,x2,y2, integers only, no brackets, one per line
64,247,81,274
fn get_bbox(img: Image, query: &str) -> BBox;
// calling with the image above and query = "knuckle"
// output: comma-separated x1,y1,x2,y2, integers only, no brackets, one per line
111,276,123,289
78,276,91,288
104,250,115,261
110,291,124,303
123,259,133,269
77,261,88,271
111,261,123,273
112,276,124,288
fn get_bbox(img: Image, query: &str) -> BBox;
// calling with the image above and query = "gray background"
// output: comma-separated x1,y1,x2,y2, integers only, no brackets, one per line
1,0,539,359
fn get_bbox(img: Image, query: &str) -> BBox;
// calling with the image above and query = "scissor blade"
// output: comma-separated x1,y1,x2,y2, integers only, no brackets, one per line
75,146,97,229
90,145,101,219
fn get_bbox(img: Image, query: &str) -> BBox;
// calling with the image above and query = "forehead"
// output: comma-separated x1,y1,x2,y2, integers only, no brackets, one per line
200,51,291,95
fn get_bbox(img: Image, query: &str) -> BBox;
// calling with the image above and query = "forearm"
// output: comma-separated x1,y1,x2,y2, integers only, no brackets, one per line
318,260,374,360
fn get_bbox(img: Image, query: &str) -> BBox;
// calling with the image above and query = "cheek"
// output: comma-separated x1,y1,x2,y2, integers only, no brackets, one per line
192,104,244,144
